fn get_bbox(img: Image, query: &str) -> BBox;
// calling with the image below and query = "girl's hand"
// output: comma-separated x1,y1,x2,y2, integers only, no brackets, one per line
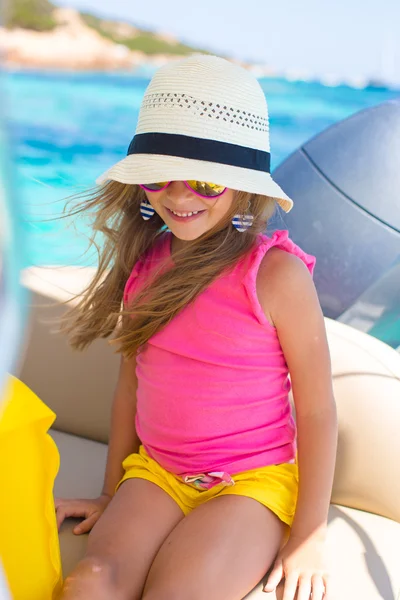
263,531,331,599
55,494,112,534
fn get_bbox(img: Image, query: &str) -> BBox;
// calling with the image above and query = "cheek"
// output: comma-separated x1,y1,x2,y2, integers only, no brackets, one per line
213,192,235,217
145,191,162,212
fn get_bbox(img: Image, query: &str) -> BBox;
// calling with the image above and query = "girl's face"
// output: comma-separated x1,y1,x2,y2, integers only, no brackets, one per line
143,181,235,241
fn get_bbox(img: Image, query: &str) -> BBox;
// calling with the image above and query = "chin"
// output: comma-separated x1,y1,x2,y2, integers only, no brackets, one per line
170,228,205,242
169,226,206,241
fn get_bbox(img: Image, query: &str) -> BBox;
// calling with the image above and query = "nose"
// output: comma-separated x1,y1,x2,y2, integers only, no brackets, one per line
166,181,193,205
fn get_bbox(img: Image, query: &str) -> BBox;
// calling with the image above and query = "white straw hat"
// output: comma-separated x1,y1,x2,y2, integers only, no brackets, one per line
96,54,293,212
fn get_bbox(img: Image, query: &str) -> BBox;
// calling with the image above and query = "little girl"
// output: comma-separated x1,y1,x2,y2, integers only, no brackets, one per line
56,54,337,600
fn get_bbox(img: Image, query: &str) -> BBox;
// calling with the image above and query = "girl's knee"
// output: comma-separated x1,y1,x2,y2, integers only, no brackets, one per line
61,556,126,599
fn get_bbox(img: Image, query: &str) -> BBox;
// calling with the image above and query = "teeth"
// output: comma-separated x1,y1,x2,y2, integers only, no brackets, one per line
171,210,199,217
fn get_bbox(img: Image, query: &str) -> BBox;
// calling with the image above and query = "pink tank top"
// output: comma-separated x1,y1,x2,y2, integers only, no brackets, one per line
124,230,316,478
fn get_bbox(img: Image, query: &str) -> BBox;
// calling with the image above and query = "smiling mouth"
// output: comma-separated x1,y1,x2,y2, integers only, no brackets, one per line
169,209,204,217
166,208,206,219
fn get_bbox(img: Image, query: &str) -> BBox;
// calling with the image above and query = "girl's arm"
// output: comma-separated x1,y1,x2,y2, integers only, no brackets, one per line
102,353,141,498
257,248,338,540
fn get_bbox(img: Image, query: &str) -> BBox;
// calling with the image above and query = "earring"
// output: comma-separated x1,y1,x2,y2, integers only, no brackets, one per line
232,201,254,232
140,198,155,221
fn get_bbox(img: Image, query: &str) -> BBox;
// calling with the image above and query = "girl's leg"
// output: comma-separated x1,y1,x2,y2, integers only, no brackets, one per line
142,495,285,600
59,479,184,600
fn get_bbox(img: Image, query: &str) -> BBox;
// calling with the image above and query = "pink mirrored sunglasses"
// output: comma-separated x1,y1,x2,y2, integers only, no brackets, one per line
140,180,227,199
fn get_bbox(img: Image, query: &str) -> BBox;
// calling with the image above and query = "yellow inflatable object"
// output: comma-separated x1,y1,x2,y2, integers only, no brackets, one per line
0,375,63,600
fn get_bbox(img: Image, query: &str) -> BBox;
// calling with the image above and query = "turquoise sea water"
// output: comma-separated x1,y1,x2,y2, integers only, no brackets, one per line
3,69,400,267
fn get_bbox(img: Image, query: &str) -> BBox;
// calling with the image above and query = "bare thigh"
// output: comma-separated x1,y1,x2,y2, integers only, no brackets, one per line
61,479,184,600
142,495,285,600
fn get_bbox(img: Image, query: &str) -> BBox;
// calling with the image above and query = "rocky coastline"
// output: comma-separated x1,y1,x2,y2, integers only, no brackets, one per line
0,8,189,72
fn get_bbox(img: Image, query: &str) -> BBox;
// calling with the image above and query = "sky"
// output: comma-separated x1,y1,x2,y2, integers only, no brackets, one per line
54,0,400,85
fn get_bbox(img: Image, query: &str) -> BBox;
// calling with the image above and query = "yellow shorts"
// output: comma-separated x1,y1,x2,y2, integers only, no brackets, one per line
117,446,298,528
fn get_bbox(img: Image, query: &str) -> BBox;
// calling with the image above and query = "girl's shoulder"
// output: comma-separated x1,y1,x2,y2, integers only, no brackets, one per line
243,230,316,328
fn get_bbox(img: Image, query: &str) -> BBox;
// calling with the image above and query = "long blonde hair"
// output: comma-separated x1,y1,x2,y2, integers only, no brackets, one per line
60,182,276,357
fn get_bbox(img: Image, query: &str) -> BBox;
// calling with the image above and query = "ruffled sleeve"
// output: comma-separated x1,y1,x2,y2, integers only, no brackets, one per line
243,229,316,326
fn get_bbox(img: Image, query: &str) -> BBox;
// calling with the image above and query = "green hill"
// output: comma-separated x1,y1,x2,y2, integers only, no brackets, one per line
4,0,209,56
5,0,57,31
80,12,208,56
